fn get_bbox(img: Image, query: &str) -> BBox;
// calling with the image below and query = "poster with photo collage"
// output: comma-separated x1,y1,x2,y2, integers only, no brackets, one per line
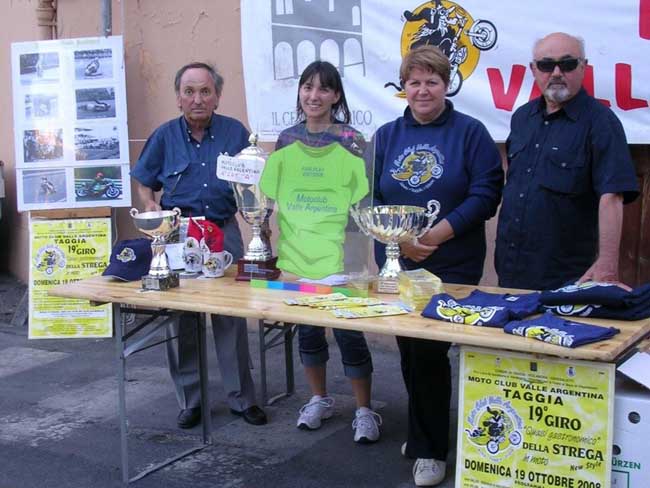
11,36,131,211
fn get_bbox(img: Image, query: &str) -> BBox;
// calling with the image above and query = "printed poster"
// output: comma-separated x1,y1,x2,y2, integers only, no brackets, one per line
29,218,112,339
241,0,650,142
457,346,614,488
11,36,131,211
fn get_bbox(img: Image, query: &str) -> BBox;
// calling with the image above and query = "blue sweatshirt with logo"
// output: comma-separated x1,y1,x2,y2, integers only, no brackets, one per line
373,101,503,284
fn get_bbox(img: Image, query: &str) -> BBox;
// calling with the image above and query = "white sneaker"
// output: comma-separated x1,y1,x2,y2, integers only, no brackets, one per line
413,458,446,486
296,395,334,430
352,407,382,443
401,441,408,457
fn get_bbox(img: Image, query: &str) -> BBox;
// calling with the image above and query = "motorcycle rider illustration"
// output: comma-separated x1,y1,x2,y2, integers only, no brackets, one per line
38,176,56,202
388,1,498,97
403,1,465,57
92,172,107,191
84,57,101,77
76,171,121,199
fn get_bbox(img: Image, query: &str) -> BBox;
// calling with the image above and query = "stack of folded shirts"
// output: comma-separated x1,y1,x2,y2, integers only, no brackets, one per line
540,282,650,320
421,290,541,327
504,312,620,348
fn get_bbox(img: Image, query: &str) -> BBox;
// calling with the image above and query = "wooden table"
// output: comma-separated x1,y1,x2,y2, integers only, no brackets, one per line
51,274,650,485
53,274,650,362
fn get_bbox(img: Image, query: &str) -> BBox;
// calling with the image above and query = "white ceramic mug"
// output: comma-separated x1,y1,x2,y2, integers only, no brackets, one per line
182,243,203,273
202,250,233,278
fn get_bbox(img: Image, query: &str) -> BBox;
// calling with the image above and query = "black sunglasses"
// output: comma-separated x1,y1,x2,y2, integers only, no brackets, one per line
534,58,583,73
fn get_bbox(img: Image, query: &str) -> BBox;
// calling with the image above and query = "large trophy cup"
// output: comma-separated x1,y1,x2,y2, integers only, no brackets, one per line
351,201,440,293
228,135,281,281
130,207,181,290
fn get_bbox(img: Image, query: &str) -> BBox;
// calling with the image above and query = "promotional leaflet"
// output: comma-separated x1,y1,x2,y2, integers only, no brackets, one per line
457,346,614,488
29,218,112,339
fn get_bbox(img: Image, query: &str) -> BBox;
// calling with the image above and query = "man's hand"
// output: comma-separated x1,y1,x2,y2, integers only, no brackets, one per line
578,193,631,290
143,200,162,212
135,181,161,212
400,239,438,262
577,259,632,291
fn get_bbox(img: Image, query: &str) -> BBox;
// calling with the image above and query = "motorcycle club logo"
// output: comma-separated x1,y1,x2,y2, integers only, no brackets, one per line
464,397,523,461
391,144,444,191
435,298,503,326
116,247,136,263
387,0,498,97
34,245,66,276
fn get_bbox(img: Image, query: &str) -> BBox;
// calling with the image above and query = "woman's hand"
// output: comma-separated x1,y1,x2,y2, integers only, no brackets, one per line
400,239,438,262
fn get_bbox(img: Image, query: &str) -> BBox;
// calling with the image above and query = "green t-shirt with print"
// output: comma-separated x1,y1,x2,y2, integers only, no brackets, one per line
259,141,369,279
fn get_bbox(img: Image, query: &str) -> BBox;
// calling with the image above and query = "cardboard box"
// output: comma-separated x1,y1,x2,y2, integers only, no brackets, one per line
614,350,650,487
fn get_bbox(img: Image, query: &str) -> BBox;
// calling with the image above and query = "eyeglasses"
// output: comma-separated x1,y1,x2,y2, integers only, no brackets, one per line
534,58,583,73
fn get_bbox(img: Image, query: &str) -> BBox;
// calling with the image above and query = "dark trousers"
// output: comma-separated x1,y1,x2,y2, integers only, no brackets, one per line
397,336,451,461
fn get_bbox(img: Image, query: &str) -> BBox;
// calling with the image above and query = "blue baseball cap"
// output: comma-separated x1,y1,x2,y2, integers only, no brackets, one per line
102,238,152,281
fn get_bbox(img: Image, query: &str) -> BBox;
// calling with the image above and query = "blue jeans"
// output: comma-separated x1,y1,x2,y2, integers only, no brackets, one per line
298,325,373,379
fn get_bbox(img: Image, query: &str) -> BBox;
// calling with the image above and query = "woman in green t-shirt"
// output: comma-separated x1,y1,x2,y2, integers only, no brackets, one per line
275,61,381,444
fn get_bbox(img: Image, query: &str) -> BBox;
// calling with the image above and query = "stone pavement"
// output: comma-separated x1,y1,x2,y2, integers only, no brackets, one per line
0,273,460,488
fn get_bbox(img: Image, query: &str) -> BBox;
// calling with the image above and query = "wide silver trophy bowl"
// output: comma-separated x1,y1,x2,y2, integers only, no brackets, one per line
130,207,181,290
229,135,280,281
351,201,440,293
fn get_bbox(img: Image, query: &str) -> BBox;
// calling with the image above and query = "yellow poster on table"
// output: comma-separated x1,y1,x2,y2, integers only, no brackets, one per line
457,346,614,488
29,218,112,339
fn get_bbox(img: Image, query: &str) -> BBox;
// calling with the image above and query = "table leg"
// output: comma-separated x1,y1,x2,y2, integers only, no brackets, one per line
284,324,295,396
258,319,268,405
197,313,212,444
114,302,129,485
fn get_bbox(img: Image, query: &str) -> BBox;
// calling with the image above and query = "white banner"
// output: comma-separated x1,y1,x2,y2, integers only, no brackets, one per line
242,0,650,143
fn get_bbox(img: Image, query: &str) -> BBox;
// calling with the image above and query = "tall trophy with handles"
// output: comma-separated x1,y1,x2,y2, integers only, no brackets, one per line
217,134,281,281
351,201,440,293
130,207,181,290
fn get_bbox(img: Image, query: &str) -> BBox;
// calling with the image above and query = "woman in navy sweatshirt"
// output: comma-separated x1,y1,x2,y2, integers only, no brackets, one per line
373,46,503,487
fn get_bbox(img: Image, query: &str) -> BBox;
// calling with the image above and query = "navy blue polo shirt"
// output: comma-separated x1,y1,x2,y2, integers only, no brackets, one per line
495,89,638,290
131,114,250,221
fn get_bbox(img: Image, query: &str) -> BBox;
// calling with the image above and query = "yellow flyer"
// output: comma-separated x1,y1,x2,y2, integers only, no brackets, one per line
29,218,112,339
456,346,614,488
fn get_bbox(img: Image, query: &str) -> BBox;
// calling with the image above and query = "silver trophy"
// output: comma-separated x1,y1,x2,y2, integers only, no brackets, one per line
230,134,280,281
130,207,182,290
351,201,440,293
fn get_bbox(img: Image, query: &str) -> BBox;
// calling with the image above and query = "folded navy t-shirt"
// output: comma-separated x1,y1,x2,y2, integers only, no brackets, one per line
540,282,650,320
504,313,620,348
422,290,541,327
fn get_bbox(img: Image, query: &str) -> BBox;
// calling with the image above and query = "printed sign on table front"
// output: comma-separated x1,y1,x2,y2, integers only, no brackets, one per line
457,346,614,488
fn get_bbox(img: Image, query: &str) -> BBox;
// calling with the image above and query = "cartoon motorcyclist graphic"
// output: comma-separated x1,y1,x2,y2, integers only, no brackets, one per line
390,1,498,96
404,1,466,56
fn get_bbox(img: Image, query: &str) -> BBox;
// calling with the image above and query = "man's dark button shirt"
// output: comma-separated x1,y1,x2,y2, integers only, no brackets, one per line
495,89,638,291
131,114,250,222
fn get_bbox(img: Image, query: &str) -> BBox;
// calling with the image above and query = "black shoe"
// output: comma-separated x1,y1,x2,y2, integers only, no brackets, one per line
177,407,201,429
230,405,268,425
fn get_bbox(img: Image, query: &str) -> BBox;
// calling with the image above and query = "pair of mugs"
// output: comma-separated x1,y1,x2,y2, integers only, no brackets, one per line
183,246,233,278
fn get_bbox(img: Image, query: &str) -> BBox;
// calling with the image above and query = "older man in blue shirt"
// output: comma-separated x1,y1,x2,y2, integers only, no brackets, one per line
496,33,639,291
132,62,267,428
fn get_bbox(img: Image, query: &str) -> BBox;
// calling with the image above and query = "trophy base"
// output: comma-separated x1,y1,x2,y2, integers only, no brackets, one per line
236,257,281,281
142,272,180,291
376,277,399,294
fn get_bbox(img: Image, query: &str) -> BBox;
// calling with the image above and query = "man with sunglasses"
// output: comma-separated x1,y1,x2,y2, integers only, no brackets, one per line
496,32,638,291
